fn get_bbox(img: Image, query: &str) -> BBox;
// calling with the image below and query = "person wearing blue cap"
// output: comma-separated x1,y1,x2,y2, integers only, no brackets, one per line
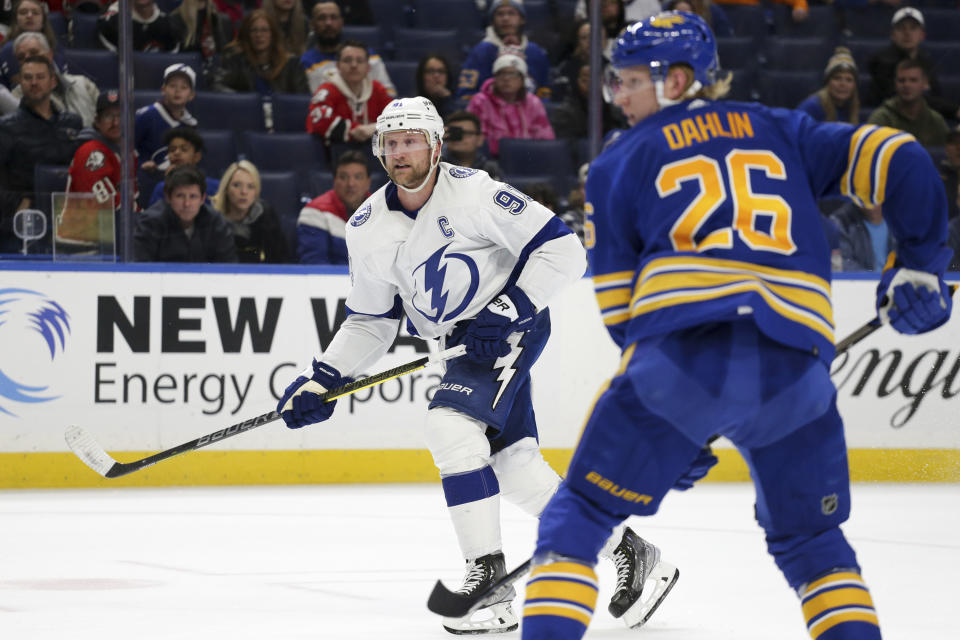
456,0,551,103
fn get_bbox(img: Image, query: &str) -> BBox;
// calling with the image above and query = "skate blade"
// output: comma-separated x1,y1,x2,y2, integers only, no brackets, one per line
622,562,679,629
442,600,518,635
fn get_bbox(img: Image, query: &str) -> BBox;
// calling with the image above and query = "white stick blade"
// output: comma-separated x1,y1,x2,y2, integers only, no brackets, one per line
64,426,117,477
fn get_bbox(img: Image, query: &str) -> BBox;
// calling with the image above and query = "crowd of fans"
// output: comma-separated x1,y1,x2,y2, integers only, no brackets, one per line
0,0,957,270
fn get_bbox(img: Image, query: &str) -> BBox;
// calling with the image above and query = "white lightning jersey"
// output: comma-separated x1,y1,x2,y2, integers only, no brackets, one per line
318,163,587,377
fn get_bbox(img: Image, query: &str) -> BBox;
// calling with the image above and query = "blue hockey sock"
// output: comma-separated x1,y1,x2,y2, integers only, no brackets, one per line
521,557,598,640
800,571,881,640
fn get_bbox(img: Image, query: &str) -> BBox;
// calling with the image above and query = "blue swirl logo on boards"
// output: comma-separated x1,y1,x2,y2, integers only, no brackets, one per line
0,288,70,416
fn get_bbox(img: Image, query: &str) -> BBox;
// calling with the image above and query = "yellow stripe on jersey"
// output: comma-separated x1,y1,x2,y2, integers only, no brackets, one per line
594,271,635,326
800,571,879,639
630,257,834,342
841,125,914,208
524,561,598,627
593,270,635,287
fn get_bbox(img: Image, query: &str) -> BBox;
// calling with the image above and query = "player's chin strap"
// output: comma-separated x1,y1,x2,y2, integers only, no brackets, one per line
379,146,443,195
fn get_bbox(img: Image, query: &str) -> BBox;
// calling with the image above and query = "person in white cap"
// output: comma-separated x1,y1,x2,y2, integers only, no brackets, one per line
134,63,198,172
466,51,555,156
276,95,680,635
868,6,960,121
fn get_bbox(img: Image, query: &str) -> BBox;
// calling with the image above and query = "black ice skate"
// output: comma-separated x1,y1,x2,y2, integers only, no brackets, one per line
608,527,679,628
441,552,518,635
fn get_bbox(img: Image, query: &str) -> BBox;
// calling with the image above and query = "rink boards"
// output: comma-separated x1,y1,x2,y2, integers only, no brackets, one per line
1,264,958,487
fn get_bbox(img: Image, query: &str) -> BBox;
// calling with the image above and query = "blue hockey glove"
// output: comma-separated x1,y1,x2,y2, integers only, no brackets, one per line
464,287,537,361
277,361,353,429
877,267,952,335
673,444,718,491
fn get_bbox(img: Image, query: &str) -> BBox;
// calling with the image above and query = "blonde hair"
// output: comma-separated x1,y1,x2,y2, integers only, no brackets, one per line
214,160,262,214
173,0,216,49
676,64,732,101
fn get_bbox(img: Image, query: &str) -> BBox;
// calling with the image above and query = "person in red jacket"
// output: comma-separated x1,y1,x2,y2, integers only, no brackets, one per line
305,39,392,146
60,91,138,247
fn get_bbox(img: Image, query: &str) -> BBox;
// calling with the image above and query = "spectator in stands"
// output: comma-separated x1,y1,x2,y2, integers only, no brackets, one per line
553,19,605,103
830,202,894,272
66,91,130,213
663,0,733,38
212,159,290,263
0,54,82,251
550,62,626,139
574,0,658,24
11,33,100,127
441,110,503,180
466,52,554,157
300,1,394,96
212,0,259,24
148,127,221,206
135,165,237,262
560,162,589,243
170,0,235,62
940,128,959,220
338,0,374,24
797,46,860,125
213,10,309,95
262,0,308,56
868,7,960,122
416,54,457,120
297,149,370,264
0,0,60,89
715,0,807,22
867,59,948,148
457,0,551,102
136,63,198,172
306,39,391,145
523,181,558,212
99,0,181,52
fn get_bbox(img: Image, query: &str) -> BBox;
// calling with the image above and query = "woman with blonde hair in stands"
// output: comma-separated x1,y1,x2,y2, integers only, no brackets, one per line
262,0,308,56
214,160,291,263
0,0,61,87
797,47,861,125
213,9,309,95
170,0,234,60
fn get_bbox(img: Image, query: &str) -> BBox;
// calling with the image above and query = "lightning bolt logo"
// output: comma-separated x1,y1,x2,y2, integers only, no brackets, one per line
417,245,449,322
491,333,524,410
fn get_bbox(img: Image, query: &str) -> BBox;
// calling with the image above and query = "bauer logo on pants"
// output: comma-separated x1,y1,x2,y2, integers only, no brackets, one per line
0,288,70,416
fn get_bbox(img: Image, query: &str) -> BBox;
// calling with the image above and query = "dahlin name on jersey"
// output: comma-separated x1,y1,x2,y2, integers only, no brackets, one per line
661,110,755,150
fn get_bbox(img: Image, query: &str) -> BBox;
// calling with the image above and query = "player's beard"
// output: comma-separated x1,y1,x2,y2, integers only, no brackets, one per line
388,158,432,189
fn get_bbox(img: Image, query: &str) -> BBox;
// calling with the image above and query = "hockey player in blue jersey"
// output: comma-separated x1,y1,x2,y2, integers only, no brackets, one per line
276,96,681,634
521,11,953,640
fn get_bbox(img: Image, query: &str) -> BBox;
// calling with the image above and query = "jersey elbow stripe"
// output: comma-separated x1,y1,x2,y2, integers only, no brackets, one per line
870,133,914,206
593,270,634,288
842,126,913,208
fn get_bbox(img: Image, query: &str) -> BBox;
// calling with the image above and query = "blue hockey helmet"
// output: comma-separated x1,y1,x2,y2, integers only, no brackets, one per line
611,11,719,87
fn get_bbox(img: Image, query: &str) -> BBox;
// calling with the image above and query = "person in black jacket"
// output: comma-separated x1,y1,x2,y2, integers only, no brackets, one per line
134,165,237,262
212,160,290,263
213,9,309,95
0,55,82,252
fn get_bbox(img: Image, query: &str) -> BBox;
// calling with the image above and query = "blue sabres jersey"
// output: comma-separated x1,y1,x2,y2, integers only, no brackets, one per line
586,99,950,364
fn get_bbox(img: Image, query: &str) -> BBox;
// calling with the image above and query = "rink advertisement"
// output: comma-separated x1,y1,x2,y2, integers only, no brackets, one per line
0,265,958,487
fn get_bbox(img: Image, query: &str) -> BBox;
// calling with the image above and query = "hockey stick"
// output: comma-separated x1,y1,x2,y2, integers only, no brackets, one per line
65,344,467,479
834,284,958,357
427,558,533,618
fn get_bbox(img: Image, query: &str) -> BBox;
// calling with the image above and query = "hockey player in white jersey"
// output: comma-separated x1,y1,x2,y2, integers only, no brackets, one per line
277,97,682,634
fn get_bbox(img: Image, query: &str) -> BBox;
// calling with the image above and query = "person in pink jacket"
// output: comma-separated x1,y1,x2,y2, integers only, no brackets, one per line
466,52,555,157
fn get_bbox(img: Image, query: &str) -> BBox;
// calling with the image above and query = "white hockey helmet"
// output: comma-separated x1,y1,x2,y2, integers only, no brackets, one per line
372,96,445,159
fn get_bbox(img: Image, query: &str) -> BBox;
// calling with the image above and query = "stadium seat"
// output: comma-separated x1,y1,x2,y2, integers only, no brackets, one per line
384,60,419,98
197,130,239,178
844,38,889,70
721,5,769,43
771,5,839,39
764,37,833,72
923,9,960,41
839,6,896,39
240,131,329,172
498,139,576,196
409,0,482,33
727,68,757,102
70,12,102,49
939,76,960,106
134,90,162,111
33,164,70,219
189,91,266,131
342,25,384,51
272,93,312,132
48,12,69,49
522,0,551,31
757,70,820,109
925,43,960,71
62,49,118,89
259,171,304,228
301,169,334,199
717,36,758,72
134,51,204,90
857,73,875,107
390,27,462,63
368,0,414,40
